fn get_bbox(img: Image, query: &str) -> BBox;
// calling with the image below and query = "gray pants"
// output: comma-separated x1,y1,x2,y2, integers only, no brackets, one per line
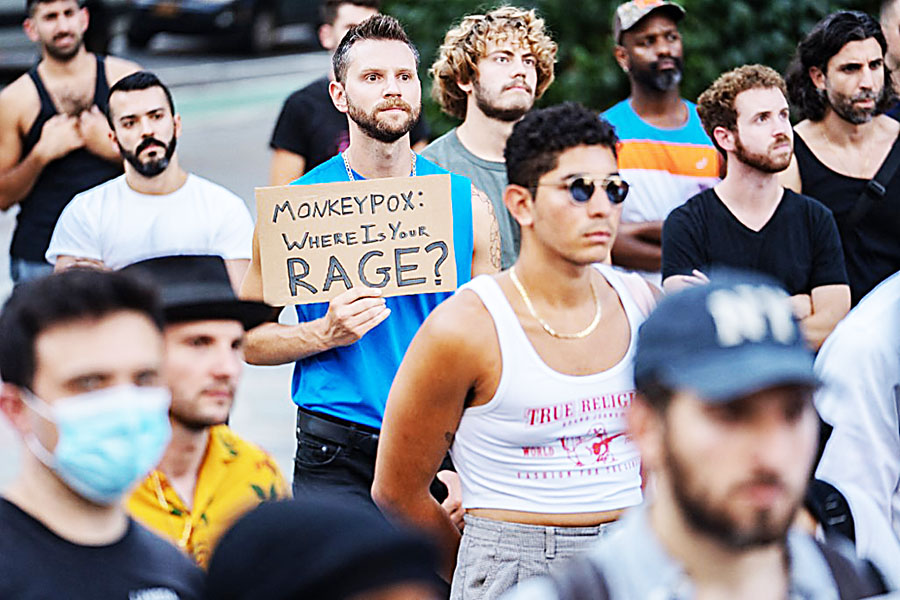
450,514,618,600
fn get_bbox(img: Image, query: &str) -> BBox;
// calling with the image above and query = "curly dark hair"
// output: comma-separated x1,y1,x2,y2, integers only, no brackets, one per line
785,10,895,122
332,14,419,84
504,102,618,191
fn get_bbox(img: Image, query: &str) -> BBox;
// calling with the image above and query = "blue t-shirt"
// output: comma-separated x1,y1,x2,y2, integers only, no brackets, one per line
290,154,473,428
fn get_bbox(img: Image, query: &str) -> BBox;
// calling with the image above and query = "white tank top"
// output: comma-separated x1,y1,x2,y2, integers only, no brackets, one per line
450,264,645,513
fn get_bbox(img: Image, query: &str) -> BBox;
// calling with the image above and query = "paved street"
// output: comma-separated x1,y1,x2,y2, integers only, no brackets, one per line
0,35,332,487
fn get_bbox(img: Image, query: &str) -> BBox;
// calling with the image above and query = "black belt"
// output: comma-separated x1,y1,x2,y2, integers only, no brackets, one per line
296,408,380,457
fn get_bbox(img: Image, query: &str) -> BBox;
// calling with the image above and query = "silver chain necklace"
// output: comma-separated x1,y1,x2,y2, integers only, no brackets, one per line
342,150,416,181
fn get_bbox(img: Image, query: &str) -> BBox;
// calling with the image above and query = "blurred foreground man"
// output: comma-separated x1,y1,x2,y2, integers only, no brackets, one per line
812,270,900,587
507,272,890,599
208,497,443,599
124,255,287,568
0,269,204,598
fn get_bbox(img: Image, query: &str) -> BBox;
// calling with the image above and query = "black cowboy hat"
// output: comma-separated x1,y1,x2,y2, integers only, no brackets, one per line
122,255,276,330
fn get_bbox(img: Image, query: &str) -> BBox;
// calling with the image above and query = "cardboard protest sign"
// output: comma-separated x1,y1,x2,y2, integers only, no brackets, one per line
255,174,457,306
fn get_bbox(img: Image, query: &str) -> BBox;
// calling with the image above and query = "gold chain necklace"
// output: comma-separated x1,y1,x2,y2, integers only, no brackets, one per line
342,150,416,180
509,267,602,340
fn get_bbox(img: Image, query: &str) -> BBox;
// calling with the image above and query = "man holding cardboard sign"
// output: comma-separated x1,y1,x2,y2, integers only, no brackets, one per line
241,15,499,508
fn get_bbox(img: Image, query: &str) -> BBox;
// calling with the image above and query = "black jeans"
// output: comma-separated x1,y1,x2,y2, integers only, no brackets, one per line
292,408,452,506
292,408,382,508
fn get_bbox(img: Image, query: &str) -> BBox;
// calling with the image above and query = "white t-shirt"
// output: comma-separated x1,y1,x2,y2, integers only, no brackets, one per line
46,174,253,269
814,271,900,587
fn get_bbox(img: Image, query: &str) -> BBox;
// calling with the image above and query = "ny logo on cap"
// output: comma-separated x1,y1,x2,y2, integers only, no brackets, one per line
706,285,795,348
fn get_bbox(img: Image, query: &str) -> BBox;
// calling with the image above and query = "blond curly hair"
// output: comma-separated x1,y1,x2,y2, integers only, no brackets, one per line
430,6,557,120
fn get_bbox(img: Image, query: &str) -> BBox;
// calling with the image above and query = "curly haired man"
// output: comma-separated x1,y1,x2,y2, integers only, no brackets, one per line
422,6,557,268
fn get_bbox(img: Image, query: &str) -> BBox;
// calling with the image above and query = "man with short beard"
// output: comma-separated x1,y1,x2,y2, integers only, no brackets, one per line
124,255,287,568
603,0,720,283
783,10,900,306
45,71,254,289
662,65,850,351
0,0,140,284
423,6,557,269
267,0,432,185
506,272,891,600
240,15,499,505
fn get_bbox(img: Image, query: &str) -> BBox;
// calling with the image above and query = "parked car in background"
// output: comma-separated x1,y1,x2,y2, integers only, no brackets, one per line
126,0,322,53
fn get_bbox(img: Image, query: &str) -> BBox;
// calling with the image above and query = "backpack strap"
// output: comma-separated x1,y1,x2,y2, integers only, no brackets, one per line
846,136,900,228
546,553,611,600
816,538,889,599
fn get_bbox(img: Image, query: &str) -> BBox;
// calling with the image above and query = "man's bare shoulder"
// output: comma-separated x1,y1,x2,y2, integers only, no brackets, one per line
793,119,816,137
874,114,900,140
418,284,495,350
104,56,142,84
0,73,40,119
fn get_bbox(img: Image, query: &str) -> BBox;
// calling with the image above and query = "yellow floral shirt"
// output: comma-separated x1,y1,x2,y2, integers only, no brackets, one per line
127,424,289,568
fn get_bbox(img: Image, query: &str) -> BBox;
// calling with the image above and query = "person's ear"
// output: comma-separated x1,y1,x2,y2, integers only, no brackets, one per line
505,184,536,228
23,17,38,43
0,384,31,436
713,126,736,154
318,23,335,51
329,80,348,114
614,45,630,74
809,65,826,92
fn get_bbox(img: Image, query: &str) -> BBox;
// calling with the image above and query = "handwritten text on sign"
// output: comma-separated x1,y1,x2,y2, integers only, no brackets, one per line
255,174,457,305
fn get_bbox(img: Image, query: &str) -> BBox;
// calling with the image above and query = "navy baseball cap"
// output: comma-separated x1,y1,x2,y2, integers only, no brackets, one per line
634,270,818,402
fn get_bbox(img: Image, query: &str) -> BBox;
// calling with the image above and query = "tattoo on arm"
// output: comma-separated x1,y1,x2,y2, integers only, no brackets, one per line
473,185,501,270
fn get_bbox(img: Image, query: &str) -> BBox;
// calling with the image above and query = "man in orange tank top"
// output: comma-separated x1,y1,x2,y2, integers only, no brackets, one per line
373,102,660,599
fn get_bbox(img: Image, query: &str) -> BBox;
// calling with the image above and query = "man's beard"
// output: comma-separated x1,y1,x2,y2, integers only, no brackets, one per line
119,133,177,178
473,78,534,122
347,96,420,144
825,86,888,125
734,133,793,173
169,391,233,432
662,427,798,550
631,56,684,92
43,31,83,61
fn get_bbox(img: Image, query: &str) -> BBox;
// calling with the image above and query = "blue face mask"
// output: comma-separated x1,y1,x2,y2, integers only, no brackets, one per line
23,385,172,505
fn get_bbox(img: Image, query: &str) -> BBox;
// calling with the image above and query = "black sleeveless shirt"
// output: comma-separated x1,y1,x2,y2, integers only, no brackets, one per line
14,54,123,262
794,133,900,304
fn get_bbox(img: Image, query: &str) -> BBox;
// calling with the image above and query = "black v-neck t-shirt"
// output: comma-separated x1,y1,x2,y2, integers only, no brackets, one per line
662,187,848,295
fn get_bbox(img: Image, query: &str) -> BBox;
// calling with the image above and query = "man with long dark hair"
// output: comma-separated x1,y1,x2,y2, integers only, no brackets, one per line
782,10,900,305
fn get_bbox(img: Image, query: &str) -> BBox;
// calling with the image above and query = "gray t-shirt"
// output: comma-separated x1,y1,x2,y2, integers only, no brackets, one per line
422,128,518,269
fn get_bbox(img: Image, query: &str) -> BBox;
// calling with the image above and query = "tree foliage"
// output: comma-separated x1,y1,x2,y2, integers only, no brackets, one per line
385,0,882,134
